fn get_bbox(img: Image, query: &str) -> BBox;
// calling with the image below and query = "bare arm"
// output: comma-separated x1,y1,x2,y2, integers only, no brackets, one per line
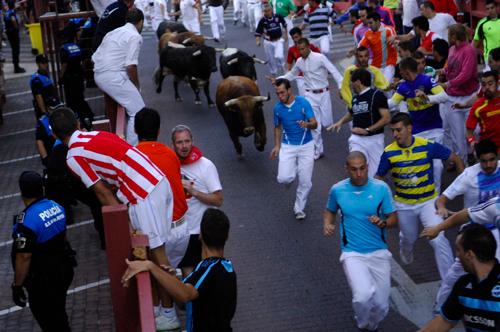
418,315,455,332
435,194,452,218
122,259,199,303
370,108,390,132
327,112,352,132
270,126,282,160
91,180,121,206
36,140,48,159
183,181,223,207
126,65,140,89
421,208,470,239
323,210,336,236
448,152,465,174
14,253,32,286
35,94,47,114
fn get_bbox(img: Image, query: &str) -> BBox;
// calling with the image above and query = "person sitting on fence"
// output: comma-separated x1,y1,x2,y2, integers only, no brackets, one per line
122,208,237,332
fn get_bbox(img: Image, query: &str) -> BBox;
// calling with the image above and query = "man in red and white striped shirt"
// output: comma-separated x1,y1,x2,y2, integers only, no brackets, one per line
49,108,180,329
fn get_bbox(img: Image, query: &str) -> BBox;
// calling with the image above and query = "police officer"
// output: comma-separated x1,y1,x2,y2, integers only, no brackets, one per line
59,24,94,130
30,55,61,119
4,1,25,73
11,171,76,332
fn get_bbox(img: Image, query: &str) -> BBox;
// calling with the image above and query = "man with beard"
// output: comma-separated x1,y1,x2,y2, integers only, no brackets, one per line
171,125,223,276
466,71,500,152
420,224,500,332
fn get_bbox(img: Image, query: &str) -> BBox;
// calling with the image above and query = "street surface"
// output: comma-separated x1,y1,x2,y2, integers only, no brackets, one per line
0,8,465,331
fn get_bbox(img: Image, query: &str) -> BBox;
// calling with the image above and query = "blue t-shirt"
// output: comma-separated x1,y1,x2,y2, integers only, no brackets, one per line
326,178,395,253
273,96,315,145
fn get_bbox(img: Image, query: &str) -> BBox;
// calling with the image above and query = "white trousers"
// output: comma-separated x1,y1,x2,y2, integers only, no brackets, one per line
341,249,392,331
381,65,395,84
284,16,294,47
396,198,454,280
304,90,333,157
128,178,173,250
263,38,285,75
348,133,385,178
94,71,145,146
310,34,330,55
442,94,474,164
209,5,225,39
296,77,306,96
415,128,444,193
435,227,500,308
165,217,190,268
277,141,315,213
247,2,262,32
233,0,247,24
183,17,201,34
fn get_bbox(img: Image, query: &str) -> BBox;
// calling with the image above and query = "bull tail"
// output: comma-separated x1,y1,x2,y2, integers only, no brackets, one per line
155,66,165,94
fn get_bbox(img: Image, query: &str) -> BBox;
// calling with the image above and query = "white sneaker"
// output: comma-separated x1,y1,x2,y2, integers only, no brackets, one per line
399,248,414,265
156,314,181,331
295,211,306,220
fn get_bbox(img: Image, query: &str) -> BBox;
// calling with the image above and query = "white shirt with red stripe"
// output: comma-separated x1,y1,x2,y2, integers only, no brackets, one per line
66,130,165,204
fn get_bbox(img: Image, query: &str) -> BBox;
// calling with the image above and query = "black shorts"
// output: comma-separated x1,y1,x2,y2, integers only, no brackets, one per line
178,234,202,268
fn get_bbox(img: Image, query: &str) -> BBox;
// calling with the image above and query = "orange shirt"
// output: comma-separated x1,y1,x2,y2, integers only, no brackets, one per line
136,141,188,221
359,25,397,68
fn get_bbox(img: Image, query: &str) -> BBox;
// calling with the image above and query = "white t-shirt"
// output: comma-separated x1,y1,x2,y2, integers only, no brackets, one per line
181,157,222,235
443,162,500,208
402,0,420,27
181,0,199,21
92,23,143,73
468,196,500,230
428,13,456,42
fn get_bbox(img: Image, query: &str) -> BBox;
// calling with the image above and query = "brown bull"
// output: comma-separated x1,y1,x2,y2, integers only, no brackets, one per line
158,31,206,51
216,76,270,156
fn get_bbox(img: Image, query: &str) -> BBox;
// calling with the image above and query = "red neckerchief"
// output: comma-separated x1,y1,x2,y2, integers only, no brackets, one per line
307,4,318,13
180,146,203,165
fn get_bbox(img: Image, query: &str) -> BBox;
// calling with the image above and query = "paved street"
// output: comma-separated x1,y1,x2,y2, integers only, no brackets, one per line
0,8,466,332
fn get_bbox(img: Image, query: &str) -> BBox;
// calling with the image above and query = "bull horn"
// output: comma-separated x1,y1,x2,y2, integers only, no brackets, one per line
252,55,267,64
214,48,225,52
168,41,186,48
182,38,192,44
224,97,240,107
202,35,214,40
227,58,238,65
192,50,202,56
253,93,271,102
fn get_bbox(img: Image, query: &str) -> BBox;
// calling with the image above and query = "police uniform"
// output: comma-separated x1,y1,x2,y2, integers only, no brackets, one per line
60,42,94,129
35,114,56,166
11,197,75,332
4,8,22,71
29,70,61,119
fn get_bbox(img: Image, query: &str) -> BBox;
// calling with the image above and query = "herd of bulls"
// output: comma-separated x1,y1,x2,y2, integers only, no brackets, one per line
153,20,271,157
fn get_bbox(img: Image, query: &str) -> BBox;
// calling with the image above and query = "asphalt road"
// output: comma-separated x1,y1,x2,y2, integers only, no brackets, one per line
0,12,465,331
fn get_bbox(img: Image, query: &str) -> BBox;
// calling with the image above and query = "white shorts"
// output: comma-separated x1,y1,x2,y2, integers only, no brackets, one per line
165,216,190,268
128,178,173,249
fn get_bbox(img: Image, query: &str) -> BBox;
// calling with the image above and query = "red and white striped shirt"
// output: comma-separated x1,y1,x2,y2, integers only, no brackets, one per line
66,130,165,204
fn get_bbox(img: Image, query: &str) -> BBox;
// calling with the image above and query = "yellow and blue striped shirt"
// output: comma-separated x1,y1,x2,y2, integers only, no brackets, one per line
376,136,451,204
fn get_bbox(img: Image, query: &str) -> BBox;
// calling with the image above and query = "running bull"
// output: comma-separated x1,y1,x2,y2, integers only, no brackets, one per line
156,20,188,39
216,76,270,156
155,42,217,107
219,48,267,81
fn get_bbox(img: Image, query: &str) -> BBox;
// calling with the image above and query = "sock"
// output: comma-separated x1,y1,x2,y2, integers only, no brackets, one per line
162,306,177,318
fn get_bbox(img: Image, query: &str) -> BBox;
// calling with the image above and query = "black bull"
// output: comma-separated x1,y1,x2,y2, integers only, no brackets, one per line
156,43,217,107
219,48,267,80
216,76,270,156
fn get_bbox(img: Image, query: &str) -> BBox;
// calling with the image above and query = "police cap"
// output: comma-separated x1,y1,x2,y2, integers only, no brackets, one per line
19,171,44,199
35,54,48,64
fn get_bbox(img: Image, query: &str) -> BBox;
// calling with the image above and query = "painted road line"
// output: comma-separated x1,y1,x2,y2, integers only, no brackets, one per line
0,192,21,200
0,154,38,165
3,95,104,117
0,278,110,317
0,128,35,138
5,90,31,98
0,219,94,248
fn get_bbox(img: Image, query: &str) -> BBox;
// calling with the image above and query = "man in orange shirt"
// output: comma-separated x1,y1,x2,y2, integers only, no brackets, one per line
359,11,398,83
466,71,500,152
134,107,190,330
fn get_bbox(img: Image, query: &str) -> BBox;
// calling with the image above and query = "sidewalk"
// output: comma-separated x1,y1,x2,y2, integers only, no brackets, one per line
2,26,38,80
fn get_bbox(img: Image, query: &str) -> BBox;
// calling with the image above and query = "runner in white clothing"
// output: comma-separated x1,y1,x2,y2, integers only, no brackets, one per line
273,37,343,160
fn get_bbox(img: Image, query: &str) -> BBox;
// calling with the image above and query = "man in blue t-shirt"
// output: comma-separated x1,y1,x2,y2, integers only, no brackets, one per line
324,151,397,331
270,78,317,220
